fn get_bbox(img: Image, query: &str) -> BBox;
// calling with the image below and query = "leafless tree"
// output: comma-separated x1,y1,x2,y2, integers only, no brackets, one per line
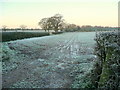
38,14,65,32
20,25,27,31
2,25,7,31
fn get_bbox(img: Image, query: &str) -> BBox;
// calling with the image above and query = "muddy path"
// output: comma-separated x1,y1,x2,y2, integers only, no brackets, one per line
2,32,97,88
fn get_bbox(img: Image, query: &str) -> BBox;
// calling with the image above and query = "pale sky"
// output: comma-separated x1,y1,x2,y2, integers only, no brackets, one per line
0,0,119,28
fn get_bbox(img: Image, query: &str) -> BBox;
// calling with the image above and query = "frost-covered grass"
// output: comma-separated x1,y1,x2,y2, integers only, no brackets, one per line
2,43,30,74
2,32,97,88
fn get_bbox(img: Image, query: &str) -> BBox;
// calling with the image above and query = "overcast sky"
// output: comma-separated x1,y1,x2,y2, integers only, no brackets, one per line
0,0,119,28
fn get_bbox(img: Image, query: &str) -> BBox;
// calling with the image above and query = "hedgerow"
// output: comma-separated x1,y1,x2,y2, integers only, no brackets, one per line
1,32,50,42
90,31,120,89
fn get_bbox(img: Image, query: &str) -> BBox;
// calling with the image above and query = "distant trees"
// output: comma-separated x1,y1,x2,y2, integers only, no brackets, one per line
2,25,7,31
80,25,114,32
20,25,27,30
81,25,93,31
38,14,65,32
1,14,116,32
64,23,80,32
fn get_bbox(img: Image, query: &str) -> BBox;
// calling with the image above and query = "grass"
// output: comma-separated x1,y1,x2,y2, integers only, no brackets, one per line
2,32,96,88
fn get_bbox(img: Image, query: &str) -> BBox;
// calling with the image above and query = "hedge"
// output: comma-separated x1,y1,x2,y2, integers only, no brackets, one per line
90,31,120,89
1,32,50,42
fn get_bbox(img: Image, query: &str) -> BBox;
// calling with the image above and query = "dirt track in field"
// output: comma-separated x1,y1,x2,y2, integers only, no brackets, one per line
2,32,97,88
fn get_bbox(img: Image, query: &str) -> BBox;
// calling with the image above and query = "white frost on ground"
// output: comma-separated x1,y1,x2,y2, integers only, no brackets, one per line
2,32,97,88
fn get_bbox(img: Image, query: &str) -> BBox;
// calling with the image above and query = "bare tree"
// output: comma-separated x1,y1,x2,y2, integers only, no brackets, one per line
38,18,48,32
2,25,7,31
49,14,64,32
20,25,27,31
38,14,65,32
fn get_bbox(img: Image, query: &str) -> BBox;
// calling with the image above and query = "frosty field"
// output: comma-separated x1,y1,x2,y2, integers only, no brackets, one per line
2,32,97,88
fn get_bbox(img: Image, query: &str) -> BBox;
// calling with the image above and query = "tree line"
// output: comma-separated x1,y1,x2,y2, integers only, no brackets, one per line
1,14,117,32
38,14,117,32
